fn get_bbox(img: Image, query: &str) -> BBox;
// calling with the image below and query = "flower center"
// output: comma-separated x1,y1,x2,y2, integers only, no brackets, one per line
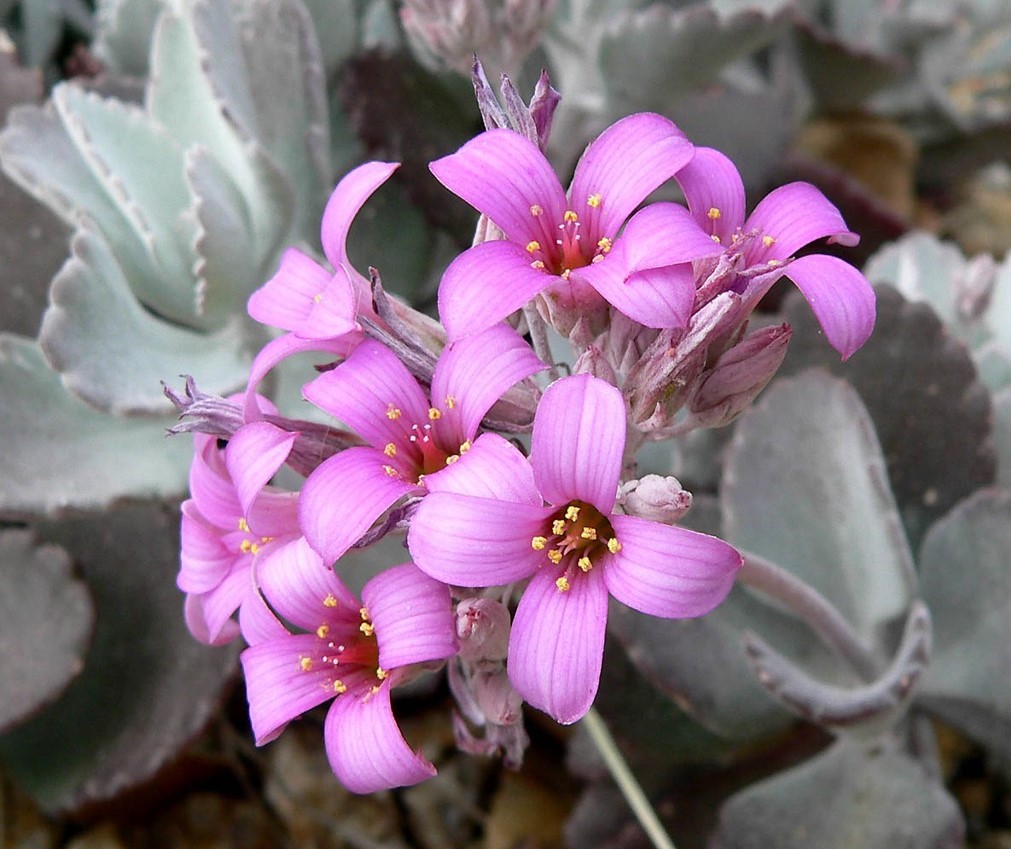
381,401,472,484
525,201,613,279
529,500,622,592
301,605,386,695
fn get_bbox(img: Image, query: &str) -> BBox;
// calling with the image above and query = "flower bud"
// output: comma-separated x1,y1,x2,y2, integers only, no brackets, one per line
472,669,524,726
456,597,512,664
572,345,618,384
685,323,792,429
619,475,692,524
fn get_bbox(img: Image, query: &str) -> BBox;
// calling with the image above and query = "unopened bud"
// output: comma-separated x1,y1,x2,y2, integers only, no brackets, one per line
572,345,617,384
619,475,692,524
686,323,792,429
456,597,511,663
473,669,524,726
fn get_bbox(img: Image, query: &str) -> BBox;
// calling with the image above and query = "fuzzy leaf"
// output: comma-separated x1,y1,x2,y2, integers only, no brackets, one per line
722,371,916,648
0,335,190,515
0,530,94,734
917,489,1011,758
38,221,256,414
780,285,997,549
92,0,166,76
301,0,358,74
0,503,239,815
711,739,965,849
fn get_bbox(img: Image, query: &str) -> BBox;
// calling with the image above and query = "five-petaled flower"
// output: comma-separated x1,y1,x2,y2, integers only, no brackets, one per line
240,538,458,793
407,373,742,724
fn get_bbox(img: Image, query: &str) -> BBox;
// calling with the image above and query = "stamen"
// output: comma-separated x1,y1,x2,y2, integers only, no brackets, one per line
428,407,442,420
711,234,722,244
360,622,375,636
313,293,323,303
383,465,398,478
763,235,776,247
552,519,567,535
597,237,612,253
299,656,312,672
547,549,563,564
459,440,472,453
333,679,347,694
386,403,401,420
323,594,338,608
376,667,388,680
445,396,457,410
708,207,722,220
556,576,571,592
563,210,579,223
581,527,597,540
360,607,370,621
530,204,543,216
531,260,546,270
238,517,250,533
565,505,581,521
531,536,547,550
578,555,592,572
606,538,622,554
445,454,459,464
240,540,252,554
561,268,571,280
587,193,602,208
316,624,330,639
383,442,397,457
767,259,783,267
526,240,541,253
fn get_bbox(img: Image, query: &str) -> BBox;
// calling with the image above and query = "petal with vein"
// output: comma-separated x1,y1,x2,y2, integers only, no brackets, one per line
321,161,399,269
247,247,331,331
674,146,746,241
225,422,297,518
423,433,540,503
745,182,859,264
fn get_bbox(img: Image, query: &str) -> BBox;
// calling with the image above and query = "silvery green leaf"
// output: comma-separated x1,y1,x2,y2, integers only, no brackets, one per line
232,0,332,242
18,0,63,68
39,221,255,414
0,530,94,734
301,0,359,74
598,4,790,117
0,335,190,514
711,738,965,849
995,388,1011,487
52,83,204,327
917,490,1011,758
722,371,916,649
92,0,166,76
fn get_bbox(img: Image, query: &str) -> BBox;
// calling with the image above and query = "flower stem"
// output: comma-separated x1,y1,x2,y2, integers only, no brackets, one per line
582,707,678,849
737,550,882,682
522,303,561,381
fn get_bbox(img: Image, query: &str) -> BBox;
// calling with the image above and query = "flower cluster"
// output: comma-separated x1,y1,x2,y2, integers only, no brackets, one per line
171,74,875,793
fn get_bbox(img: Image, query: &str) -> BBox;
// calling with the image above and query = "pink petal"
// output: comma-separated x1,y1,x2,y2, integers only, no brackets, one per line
530,374,625,512
225,422,297,518
247,247,332,331
241,633,340,744
244,489,301,538
423,433,541,503
321,161,400,270
195,563,255,644
785,254,877,360
585,262,697,329
745,182,859,265
603,514,741,618
324,683,436,793
407,492,551,586
569,112,694,236
430,324,545,438
256,536,360,632
185,593,240,646
188,444,241,527
429,129,568,246
239,586,290,646
300,446,417,565
507,565,608,724
438,240,555,340
298,264,359,340
364,564,457,669
674,146,746,242
303,339,430,451
178,503,234,593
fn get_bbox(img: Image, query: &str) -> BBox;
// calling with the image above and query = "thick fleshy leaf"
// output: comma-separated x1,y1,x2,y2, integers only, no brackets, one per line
604,515,741,618
303,339,430,450
39,221,254,414
429,128,568,246
422,433,540,503
530,374,625,512
364,564,457,670
408,493,551,587
722,371,916,647
568,112,693,236
711,739,964,849
0,335,191,514
0,530,94,734
508,565,609,724
744,182,859,265
300,447,417,565
784,254,876,360
674,146,747,241
430,324,544,438
92,0,164,75
320,160,399,270
917,490,1011,757
248,247,332,332
325,683,436,793
438,240,555,340
225,423,297,518
0,504,238,814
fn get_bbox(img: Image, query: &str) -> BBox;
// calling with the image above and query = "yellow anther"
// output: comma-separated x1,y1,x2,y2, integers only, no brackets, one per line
591,255,605,264
249,543,260,555
563,210,579,223
581,527,598,540
531,536,547,550
445,454,459,465
526,240,541,253
531,260,546,270
428,407,442,420
597,237,612,253
323,594,338,608
530,204,543,216
240,540,253,554
313,293,323,303
711,234,722,244
360,622,375,636
547,549,563,564
561,268,572,280
384,442,397,457
360,607,370,621
606,538,622,554
238,517,251,532
762,235,776,247
552,519,568,535
565,505,581,521
578,555,592,572
316,624,330,639
556,576,571,592
459,440,472,454
587,193,602,208
299,657,313,672
445,395,457,410
383,464,398,478
707,207,722,220
376,667,388,680
767,259,783,267
386,403,401,420
333,679,347,694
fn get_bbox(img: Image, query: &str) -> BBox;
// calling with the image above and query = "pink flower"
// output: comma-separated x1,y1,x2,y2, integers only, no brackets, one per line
240,539,458,793
299,325,545,564
178,421,301,644
675,147,876,360
430,113,719,338
407,374,742,723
